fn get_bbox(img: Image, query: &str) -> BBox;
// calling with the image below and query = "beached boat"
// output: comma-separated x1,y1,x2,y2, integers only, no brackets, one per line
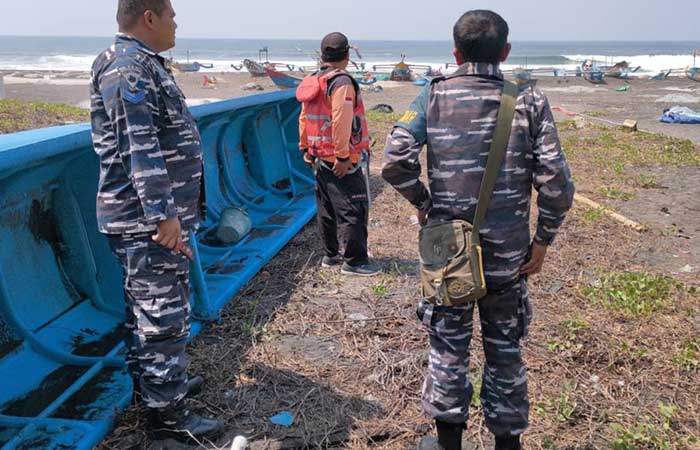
264,66,302,89
512,67,534,84
581,60,605,84
0,90,314,450
373,55,431,82
650,69,673,81
688,67,700,82
238,58,266,77
603,61,641,79
170,61,213,73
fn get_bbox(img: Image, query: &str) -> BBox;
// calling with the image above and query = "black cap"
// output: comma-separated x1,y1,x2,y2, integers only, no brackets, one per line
321,32,350,62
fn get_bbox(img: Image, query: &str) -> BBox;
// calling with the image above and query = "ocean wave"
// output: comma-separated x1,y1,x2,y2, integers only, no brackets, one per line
1,53,696,74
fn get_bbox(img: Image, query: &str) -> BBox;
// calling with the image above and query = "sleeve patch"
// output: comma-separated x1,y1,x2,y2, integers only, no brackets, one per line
399,110,418,123
119,66,147,104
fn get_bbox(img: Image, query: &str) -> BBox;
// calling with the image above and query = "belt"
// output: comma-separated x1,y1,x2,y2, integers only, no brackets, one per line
315,158,362,175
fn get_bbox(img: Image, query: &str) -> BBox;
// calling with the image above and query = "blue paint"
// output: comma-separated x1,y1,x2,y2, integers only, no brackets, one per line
0,90,313,449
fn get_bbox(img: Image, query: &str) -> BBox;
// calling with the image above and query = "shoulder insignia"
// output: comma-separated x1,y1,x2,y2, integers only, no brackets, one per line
399,110,418,123
119,66,146,104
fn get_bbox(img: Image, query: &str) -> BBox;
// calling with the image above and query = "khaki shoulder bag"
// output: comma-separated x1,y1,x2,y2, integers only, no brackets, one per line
418,80,518,306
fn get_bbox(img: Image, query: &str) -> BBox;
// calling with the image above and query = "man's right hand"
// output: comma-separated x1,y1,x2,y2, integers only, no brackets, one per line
152,217,193,259
303,151,314,166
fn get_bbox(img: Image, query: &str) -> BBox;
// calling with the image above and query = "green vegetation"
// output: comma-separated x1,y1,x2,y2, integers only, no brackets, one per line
371,281,390,298
469,373,482,408
611,403,679,450
0,99,88,134
673,339,700,371
580,206,607,224
583,272,683,317
534,383,579,424
598,185,635,201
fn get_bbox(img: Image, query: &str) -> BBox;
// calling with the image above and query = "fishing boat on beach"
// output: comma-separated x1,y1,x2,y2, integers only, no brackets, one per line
264,66,302,89
373,55,432,81
603,61,641,79
581,60,605,84
168,51,213,73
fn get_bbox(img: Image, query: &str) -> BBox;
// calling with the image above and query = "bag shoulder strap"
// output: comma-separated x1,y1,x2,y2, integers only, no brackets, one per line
472,80,519,237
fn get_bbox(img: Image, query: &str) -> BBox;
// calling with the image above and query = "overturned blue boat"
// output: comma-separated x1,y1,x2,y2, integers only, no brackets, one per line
0,90,313,449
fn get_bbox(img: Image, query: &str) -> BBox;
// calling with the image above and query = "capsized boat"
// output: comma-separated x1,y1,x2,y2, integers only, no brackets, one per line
0,90,314,450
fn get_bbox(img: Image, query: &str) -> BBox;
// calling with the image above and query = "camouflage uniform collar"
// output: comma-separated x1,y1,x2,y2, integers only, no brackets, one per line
448,63,503,80
115,33,158,57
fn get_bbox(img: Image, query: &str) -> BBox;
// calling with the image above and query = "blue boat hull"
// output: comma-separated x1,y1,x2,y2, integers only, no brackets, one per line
0,90,313,449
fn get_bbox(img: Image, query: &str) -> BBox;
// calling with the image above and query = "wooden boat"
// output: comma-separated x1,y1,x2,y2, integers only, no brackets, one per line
264,66,302,89
171,61,213,73
239,59,266,77
650,69,672,81
581,60,605,84
0,90,314,450
512,67,534,84
373,55,431,82
688,67,700,82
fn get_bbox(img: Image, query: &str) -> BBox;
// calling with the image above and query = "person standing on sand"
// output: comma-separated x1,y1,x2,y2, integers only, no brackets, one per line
296,32,380,277
89,0,224,442
382,10,575,450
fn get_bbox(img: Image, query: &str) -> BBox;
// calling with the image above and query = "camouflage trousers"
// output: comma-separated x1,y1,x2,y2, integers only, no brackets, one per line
108,232,191,410
417,277,532,436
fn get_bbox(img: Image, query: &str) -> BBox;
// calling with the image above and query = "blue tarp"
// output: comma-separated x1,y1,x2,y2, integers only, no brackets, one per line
660,106,700,124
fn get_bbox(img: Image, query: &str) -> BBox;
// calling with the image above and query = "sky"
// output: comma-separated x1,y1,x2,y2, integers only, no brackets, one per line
0,0,698,41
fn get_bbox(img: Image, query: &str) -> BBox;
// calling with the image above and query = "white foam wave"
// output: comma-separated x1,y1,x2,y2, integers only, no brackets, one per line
1,53,696,75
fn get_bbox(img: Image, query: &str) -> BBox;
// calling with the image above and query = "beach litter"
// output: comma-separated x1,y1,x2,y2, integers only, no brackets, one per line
370,103,394,114
242,82,264,91
362,84,383,93
270,411,294,427
655,94,700,104
615,85,630,92
660,106,700,124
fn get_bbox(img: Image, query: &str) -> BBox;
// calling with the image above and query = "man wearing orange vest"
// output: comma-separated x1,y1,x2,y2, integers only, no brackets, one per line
296,32,380,276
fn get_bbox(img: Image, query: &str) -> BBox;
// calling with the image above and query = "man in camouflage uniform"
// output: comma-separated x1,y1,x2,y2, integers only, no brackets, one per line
90,0,223,442
382,10,575,450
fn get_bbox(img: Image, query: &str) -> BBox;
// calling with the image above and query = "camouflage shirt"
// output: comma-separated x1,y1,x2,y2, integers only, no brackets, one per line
90,34,203,234
382,63,575,288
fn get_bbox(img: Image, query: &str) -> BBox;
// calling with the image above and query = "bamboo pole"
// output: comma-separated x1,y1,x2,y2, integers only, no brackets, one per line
574,194,646,232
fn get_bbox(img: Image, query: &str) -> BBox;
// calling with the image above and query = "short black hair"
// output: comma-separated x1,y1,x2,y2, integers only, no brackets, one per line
117,0,169,30
453,10,509,64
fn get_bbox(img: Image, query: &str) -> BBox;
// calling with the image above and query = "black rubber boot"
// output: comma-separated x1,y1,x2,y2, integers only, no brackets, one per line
134,375,205,401
185,375,204,397
436,421,464,450
148,407,225,443
495,434,522,450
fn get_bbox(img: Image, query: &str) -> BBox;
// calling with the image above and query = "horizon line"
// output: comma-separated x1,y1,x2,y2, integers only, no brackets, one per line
0,34,699,44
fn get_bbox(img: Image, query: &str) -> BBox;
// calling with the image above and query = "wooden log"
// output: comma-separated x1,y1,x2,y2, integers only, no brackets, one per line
573,194,646,232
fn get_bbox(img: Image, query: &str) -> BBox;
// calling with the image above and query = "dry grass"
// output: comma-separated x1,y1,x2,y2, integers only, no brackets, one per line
98,112,700,450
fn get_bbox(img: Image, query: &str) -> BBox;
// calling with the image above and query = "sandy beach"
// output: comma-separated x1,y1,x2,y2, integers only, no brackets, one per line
3,69,700,143
2,66,700,450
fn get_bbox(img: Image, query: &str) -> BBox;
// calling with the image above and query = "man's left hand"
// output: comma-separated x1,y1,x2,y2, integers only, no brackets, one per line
520,242,548,276
333,159,353,178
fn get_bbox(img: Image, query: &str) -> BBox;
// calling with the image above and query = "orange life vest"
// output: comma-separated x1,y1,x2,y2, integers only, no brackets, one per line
296,68,370,158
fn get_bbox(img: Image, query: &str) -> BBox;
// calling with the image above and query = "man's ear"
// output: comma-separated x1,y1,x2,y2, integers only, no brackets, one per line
500,43,512,63
143,10,156,30
453,48,463,65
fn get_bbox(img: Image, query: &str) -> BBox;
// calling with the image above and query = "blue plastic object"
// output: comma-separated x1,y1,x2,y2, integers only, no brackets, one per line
269,411,294,427
0,90,314,449
659,106,700,124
